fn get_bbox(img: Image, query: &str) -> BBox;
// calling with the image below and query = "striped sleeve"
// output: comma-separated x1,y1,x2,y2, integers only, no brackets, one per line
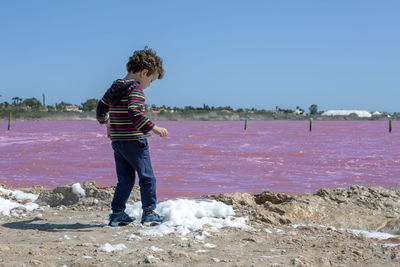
128,85,155,134
96,92,110,124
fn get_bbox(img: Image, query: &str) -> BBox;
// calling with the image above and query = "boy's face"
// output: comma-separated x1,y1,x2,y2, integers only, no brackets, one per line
139,70,158,89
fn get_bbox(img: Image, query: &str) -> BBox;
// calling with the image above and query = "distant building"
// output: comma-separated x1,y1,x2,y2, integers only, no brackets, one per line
294,109,305,115
40,106,49,112
321,110,372,118
64,105,82,112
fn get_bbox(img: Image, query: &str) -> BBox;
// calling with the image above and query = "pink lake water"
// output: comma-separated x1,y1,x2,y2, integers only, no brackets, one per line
0,120,399,200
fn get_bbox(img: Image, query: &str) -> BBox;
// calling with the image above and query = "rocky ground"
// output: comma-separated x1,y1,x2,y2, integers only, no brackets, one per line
0,182,399,267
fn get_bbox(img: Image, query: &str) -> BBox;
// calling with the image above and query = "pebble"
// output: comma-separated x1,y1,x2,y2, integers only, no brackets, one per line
168,250,189,258
0,245,10,251
143,255,161,264
242,237,262,243
291,256,309,267
77,243,93,247
29,259,44,267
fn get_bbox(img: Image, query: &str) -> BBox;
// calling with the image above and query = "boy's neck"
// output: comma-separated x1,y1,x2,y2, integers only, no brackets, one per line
123,72,140,81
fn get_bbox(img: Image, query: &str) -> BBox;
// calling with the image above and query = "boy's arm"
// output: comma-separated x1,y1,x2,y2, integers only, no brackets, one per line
128,86,155,134
96,92,110,124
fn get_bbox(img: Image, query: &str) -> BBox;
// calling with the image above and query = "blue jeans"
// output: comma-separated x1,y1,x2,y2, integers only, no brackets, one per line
111,139,157,213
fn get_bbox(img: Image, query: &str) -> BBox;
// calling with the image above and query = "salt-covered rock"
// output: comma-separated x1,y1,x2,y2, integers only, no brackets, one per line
143,255,160,264
36,181,140,207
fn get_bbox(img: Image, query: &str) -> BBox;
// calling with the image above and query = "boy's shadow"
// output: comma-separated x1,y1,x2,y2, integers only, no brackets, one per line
2,218,106,232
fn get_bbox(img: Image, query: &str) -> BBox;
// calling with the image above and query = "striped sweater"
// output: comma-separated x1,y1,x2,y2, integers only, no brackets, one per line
96,79,155,141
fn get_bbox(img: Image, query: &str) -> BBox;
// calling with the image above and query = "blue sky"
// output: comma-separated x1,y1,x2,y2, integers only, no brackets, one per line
0,1,399,112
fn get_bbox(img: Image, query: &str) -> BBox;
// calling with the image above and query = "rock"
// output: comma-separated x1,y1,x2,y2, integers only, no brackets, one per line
376,219,400,235
264,202,286,215
29,259,44,267
316,258,330,266
295,226,318,234
258,214,278,225
77,243,93,247
206,192,256,206
168,250,189,258
143,255,160,264
242,237,262,243
352,250,362,256
291,256,310,267
20,199,33,204
29,185,45,195
36,186,80,206
0,245,10,251
254,191,294,205
36,181,140,207
251,186,400,236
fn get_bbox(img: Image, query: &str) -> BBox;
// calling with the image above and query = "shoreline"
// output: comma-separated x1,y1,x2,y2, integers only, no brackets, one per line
2,181,399,201
1,118,398,125
0,110,398,122
0,181,399,266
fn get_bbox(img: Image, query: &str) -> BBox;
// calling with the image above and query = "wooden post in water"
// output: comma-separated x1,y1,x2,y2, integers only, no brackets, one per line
8,112,12,130
309,118,312,132
244,119,248,131
389,119,392,133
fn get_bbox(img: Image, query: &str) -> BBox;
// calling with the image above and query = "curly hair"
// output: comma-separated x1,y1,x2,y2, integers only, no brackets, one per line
126,47,164,79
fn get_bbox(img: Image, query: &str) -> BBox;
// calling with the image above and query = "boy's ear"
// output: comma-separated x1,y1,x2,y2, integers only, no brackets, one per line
140,69,149,76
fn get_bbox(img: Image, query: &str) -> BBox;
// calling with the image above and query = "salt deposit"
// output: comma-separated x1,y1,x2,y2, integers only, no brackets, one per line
383,243,400,247
0,186,39,216
204,243,216,248
143,255,156,263
99,243,126,252
292,224,400,240
344,228,400,240
0,185,38,202
149,246,163,252
71,183,85,198
126,234,142,240
125,198,249,237
321,110,372,118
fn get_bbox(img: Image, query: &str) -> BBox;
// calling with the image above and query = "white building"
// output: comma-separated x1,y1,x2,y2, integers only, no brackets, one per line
64,105,82,112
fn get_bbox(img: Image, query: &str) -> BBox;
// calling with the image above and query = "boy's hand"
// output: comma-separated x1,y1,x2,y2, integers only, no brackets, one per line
152,126,168,137
106,120,111,139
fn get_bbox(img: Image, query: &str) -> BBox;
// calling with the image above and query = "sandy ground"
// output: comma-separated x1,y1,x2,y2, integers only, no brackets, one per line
0,183,399,267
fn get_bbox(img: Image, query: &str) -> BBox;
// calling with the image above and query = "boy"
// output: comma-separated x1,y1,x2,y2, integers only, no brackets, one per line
96,47,168,227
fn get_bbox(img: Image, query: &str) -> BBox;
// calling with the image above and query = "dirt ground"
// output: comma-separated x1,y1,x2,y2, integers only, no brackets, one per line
0,182,399,267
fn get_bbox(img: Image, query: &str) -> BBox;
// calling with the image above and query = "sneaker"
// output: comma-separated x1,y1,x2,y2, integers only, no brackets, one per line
141,211,165,226
108,211,135,227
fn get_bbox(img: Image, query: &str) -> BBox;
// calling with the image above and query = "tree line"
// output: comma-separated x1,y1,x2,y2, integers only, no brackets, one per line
0,95,319,114
0,95,98,112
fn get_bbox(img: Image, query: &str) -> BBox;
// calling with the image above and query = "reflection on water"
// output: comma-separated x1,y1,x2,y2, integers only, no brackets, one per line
0,120,399,200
